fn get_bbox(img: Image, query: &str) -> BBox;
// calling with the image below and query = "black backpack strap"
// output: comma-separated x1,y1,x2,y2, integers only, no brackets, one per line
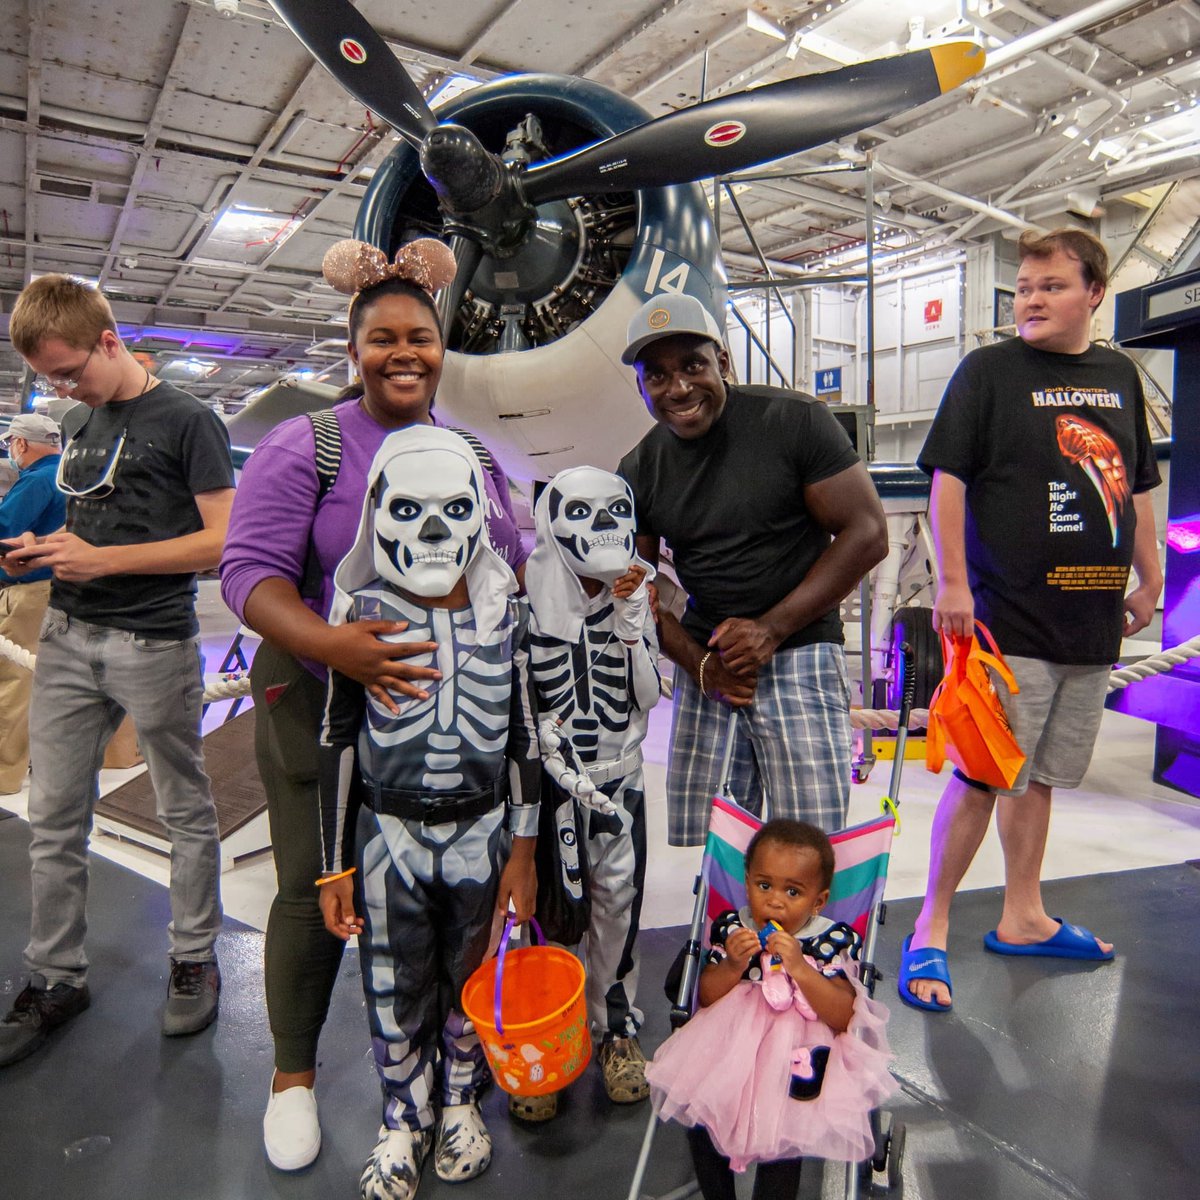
308,408,343,501
449,426,496,478
300,409,343,601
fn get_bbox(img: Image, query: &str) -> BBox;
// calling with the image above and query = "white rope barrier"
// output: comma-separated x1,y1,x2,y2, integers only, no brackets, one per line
850,706,930,731
1105,633,1200,693
0,632,251,702
200,674,253,702
0,632,36,672
5,631,1199,712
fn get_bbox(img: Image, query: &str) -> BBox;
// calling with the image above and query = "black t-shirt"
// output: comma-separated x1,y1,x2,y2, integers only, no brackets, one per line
919,338,1160,665
618,383,860,651
55,382,235,638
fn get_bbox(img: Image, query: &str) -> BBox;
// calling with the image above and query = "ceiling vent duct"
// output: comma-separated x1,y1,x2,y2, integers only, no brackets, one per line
36,175,95,201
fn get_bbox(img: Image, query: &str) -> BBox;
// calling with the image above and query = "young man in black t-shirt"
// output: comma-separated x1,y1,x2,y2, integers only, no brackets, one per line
618,293,888,847
0,275,235,1066
899,229,1162,1014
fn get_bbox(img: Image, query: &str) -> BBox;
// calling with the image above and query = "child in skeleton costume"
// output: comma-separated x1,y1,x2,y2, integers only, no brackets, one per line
524,466,661,1114
316,426,540,1200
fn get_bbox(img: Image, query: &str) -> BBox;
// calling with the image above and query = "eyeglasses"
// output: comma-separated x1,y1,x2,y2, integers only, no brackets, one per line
55,422,128,500
34,341,98,394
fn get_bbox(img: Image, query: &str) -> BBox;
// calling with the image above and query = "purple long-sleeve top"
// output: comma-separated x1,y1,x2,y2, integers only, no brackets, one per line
219,399,527,676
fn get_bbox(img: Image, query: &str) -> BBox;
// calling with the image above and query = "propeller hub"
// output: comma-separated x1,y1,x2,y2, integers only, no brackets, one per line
419,124,502,215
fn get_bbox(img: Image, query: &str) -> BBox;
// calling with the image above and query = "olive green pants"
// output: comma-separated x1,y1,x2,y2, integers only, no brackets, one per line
251,641,345,1074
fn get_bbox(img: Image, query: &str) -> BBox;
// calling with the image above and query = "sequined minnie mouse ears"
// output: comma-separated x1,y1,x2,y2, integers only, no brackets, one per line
322,237,457,298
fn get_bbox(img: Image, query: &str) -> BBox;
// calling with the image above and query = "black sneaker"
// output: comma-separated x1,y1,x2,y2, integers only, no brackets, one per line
0,974,90,1067
162,958,220,1037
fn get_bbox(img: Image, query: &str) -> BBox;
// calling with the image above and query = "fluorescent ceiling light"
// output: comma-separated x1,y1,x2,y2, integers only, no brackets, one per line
210,206,292,243
31,271,100,289
428,75,481,109
796,32,860,66
746,10,787,41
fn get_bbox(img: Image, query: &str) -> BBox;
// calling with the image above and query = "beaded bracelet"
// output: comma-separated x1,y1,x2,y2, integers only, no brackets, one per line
315,867,357,887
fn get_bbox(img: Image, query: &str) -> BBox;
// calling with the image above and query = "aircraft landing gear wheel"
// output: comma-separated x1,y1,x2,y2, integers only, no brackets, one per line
889,606,940,724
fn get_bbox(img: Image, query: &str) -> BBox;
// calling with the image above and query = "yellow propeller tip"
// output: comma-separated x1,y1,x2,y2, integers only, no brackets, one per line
930,40,987,94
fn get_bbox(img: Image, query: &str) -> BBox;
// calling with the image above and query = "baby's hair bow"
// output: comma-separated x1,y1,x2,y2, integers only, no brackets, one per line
322,237,457,298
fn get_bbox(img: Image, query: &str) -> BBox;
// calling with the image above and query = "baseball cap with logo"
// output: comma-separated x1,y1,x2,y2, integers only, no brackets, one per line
622,293,724,365
0,413,62,448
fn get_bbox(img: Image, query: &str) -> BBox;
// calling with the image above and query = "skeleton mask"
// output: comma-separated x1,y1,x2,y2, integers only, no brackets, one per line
372,447,483,597
545,467,636,585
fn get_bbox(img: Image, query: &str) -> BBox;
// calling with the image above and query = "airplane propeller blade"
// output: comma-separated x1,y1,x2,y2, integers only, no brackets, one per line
270,0,436,149
437,236,483,339
521,43,984,205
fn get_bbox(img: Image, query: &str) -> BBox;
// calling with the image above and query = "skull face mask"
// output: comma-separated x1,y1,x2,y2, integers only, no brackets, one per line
546,467,636,585
372,447,483,597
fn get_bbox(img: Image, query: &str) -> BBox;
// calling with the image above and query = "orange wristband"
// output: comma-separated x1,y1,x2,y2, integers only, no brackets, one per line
315,867,356,887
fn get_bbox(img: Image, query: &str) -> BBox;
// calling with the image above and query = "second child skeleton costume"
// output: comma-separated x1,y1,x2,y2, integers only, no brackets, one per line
318,426,540,1200
525,466,661,1102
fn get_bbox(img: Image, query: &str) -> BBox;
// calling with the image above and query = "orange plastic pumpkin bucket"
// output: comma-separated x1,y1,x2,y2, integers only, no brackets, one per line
461,916,590,1097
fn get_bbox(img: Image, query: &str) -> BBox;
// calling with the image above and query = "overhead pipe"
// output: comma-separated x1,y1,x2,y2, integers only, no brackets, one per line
970,12,1129,113
980,0,1148,75
872,161,1033,233
949,101,1120,241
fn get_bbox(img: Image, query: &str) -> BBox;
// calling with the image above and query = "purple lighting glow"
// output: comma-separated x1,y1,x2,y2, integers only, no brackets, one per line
1165,515,1200,555
117,325,249,355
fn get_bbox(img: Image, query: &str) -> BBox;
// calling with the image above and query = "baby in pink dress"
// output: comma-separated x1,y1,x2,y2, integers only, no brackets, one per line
646,819,897,1199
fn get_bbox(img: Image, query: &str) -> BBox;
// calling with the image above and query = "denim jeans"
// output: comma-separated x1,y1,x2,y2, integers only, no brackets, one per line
24,607,221,985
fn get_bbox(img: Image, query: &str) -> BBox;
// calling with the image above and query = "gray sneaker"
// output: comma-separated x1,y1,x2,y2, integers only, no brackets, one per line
0,974,90,1067
163,958,220,1036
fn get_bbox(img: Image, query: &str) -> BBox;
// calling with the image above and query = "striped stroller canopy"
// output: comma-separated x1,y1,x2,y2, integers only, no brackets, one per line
702,795,896,940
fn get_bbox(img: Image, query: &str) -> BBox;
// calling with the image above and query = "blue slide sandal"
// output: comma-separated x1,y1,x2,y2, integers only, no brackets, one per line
983,918,1114,961
898,933,953,1012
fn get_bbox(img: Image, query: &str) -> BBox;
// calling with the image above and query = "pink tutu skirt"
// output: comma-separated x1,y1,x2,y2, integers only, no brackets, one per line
645,971,897,1171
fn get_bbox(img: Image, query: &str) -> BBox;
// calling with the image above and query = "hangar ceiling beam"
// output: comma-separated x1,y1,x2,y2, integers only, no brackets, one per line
213,131,398,317
96,4,198,291
155,58,328,308
459,0,524,67
574,0,692,76
22,0,45,286
981,0,1159,74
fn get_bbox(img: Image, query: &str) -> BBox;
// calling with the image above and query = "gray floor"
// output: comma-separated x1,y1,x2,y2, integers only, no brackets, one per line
0,810,1195,1200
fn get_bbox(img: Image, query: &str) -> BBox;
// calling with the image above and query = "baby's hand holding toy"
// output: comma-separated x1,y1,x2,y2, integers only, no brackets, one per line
758,920,785,972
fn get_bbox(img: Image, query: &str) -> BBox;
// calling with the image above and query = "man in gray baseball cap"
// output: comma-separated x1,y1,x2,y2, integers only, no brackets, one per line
620,293,724,366
617,292,888,850
0,411,66,796
0,412,62,451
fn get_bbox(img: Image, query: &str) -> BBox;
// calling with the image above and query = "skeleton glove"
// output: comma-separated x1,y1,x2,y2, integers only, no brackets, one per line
537,718,616,814
612,579,650,644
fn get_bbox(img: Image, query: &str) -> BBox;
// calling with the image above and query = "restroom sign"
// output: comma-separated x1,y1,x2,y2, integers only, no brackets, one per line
815,367,842,396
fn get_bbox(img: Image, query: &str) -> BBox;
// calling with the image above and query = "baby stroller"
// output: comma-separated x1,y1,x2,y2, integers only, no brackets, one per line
626,646,917,1200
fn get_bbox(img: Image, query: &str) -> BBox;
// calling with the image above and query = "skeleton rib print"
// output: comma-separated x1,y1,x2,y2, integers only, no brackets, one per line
358,588,514,791
530,602,636,763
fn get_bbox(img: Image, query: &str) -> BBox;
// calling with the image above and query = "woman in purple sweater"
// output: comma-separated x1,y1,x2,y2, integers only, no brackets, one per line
219,240,527,1174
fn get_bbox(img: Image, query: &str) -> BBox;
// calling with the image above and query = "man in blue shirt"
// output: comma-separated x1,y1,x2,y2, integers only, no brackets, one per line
0,413,66,794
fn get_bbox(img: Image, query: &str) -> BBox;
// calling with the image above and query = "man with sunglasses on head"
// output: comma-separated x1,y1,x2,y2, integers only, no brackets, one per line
0,414,66,796
0,274,235,1066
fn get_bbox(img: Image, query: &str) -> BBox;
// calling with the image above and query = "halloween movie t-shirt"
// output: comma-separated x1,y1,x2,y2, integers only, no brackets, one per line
918,337,1159,665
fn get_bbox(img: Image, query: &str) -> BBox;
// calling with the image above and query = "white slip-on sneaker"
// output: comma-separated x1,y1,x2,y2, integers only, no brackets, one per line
263,1077,321,1171
434,1101,492,1183
360,1125,431,1200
